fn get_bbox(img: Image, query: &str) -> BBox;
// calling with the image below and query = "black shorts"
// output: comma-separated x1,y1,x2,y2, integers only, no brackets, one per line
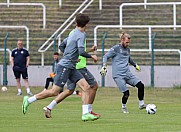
13,66,28,79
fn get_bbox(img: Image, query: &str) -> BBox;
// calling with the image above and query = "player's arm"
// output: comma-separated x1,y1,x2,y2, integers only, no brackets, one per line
78,47,97,63
59,38,67,53
86,45,97,53
26,56,30,68
11,56,14,67
129,56,141,71
100,47,116,76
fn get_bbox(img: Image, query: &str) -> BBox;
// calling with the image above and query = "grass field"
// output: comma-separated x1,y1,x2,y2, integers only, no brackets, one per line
0,86,181,132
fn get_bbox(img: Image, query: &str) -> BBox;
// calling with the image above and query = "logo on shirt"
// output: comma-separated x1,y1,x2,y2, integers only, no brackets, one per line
15,51,17,54
21,51,24,54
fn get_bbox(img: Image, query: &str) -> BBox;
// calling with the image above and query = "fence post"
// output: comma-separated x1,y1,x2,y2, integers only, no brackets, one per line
101,32,107,87
151,32,156,88
3,33,9,86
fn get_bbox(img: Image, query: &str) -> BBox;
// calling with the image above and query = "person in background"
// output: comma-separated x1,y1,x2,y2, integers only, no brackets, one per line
44,52,60,91
11,39,33,96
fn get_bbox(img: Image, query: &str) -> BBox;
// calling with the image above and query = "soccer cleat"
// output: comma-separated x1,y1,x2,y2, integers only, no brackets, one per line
82,113,99,121
122,107,129,113
27,92,33,96
22,96,29,114
139,104,147,110
43,107,52,118
17,92,22,96
90,111,101,118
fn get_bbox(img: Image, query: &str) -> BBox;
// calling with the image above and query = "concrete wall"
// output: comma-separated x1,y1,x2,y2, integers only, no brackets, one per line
0,65,181,88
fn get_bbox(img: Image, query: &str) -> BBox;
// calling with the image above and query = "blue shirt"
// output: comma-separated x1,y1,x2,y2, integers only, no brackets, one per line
58,27,86,69
11,48,29,68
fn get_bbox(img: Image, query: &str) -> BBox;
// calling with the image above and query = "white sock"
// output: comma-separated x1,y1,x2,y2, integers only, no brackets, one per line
82,105,89,115
28,95,37,104
26,88,30,93
122,104,126,108
139,100,144,106
88,104,92,113
47,100,57,110
18,88,22,93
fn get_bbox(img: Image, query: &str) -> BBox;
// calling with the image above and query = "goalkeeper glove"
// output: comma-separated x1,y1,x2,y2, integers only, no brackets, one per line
100,65,107,76
135,64,141,72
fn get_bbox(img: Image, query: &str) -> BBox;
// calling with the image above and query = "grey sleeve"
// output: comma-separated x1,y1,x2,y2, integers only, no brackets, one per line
103,48,116,65
59,38,67,53
78,47,92,58
129,56,136,67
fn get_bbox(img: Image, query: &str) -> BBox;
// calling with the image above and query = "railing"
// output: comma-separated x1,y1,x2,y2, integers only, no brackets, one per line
120,2,181,30
38,0,94,66
94,25,181,66
0,2,46,29
0,26,29,50
99,0,147,10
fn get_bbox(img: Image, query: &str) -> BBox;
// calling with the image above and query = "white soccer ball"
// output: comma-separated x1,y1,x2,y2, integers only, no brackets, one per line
1,86,7,92
146,104,157,114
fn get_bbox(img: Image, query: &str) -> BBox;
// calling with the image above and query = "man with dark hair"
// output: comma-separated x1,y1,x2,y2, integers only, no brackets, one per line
44,52,60,91
22,13,99,121
11,39,33,96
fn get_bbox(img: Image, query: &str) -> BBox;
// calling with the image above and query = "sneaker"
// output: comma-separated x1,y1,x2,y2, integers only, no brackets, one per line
22,96,29,114
27,92,33,96
139,104,147,110
17,92,22,96
82,113,99,121
43,107,51,118
122,107,129,113
90,111,101,118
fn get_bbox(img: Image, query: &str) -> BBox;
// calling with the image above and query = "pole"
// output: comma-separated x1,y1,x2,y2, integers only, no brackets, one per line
151,32,156,88
101,32,107,87
3,32,9,86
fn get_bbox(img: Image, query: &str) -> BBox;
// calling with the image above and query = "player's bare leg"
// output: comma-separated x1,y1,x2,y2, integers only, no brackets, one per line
77,78,99,121
16,78,22,95
88,83,101,117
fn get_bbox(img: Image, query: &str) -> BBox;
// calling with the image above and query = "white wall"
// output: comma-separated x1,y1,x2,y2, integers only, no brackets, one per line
0,65,181,88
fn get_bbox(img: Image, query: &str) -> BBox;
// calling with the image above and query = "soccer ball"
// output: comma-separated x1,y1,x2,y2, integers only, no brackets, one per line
146,104,157,114
1,86,7,92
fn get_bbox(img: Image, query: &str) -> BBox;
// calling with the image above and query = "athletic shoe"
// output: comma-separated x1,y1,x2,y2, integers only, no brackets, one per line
90,111,101,118
17,92,22,96
122,107,129,113
43,107,51,118
27,92,33,96
82,113,99,121
22,96,29,114
139,104,147,110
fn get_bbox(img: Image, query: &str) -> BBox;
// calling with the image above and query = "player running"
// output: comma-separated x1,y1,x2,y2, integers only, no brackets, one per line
22,13,99,121
43,36,100,119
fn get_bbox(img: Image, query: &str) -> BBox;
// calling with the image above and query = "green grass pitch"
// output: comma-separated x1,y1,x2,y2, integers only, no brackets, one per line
0,86,181,132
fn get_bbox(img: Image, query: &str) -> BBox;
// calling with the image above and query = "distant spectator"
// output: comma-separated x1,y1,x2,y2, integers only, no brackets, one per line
11,39,33,96
44,52,60,91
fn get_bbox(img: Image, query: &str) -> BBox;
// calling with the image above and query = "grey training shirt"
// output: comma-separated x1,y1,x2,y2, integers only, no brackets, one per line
103,44,136,78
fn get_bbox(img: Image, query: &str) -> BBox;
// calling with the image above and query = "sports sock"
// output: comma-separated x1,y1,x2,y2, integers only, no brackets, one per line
47,100,57,110
88,104,92,112
122,104,126,108
28,95,37,103
82,105,89,115
139,100,144,106
26,88,30,93
18,88,22,93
